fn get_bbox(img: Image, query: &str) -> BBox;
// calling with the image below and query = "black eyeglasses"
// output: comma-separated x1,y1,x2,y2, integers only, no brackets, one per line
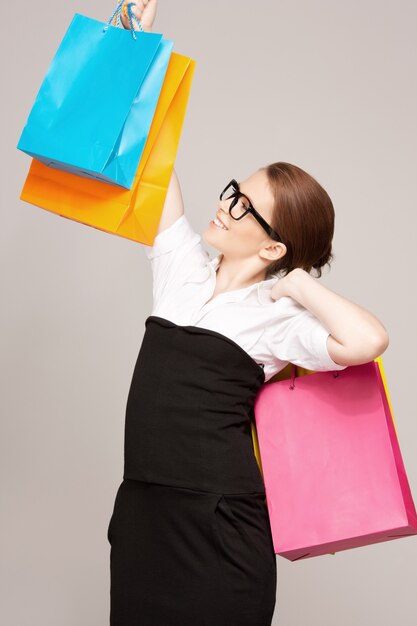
219,179,283,242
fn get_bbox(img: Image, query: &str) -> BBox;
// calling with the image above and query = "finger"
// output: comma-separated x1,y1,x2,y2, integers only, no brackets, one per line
127,2,147,30
133,1,146,15
128,1,145,19
120,2,143,30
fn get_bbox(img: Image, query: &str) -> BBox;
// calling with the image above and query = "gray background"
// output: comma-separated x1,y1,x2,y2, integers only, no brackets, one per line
2,0,417,624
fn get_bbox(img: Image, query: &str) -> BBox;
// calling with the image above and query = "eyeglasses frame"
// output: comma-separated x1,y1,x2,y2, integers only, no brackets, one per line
219,179,283,242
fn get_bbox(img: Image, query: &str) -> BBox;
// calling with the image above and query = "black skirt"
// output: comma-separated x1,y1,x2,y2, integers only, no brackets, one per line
109,316,277,624
107,479,277,626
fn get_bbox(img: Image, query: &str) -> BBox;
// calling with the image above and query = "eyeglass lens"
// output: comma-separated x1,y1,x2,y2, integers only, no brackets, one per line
222,182,250,218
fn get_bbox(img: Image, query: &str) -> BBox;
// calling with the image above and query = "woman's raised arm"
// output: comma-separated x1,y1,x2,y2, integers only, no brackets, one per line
156,168,185,234
120,1,185,234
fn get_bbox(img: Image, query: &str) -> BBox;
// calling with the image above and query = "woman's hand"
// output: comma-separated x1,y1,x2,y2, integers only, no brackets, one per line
120,0,158,32
270,270,297,302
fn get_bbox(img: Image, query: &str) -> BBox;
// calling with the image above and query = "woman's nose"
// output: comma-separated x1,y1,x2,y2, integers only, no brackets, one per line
219,198,230,210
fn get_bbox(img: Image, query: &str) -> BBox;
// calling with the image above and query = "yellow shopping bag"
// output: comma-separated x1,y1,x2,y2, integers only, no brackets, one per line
20,52,196,245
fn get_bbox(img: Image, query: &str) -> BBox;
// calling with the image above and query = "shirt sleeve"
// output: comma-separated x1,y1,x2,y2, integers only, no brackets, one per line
141,213,209,305
266,296,348,372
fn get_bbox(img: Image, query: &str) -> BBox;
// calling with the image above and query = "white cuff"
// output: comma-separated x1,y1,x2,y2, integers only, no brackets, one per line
144,214,193,259
312,323,348,371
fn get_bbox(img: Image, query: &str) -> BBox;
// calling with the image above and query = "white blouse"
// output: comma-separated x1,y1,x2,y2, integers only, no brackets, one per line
141,213,347,382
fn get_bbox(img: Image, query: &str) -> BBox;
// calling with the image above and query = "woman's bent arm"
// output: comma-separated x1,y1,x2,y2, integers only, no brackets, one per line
273,268,390,367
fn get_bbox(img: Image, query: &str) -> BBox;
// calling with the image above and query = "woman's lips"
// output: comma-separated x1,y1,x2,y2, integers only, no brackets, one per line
210,216,228,230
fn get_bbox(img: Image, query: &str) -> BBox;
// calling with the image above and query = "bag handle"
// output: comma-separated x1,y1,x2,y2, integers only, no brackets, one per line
289,363,297,389
289,362,340,389
104,1,144,39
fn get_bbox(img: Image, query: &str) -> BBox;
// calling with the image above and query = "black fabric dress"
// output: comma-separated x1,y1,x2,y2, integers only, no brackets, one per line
107,315,277,625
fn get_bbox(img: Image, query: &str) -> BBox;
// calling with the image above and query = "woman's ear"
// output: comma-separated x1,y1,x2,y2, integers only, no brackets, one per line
262,241,287,263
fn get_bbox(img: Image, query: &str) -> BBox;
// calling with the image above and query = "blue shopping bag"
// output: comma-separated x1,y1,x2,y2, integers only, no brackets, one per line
17,2,173,189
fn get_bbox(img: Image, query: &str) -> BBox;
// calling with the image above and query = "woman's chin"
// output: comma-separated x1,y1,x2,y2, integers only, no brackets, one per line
201,227,215,246
202,221,226,246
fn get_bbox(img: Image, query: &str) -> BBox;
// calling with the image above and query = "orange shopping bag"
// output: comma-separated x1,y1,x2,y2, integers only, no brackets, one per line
19,52,196,245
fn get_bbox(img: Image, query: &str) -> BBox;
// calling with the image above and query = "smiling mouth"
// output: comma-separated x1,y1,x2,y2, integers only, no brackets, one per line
211,216,228,230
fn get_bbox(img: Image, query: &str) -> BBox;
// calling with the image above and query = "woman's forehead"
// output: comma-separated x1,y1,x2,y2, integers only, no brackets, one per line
240,172,274,212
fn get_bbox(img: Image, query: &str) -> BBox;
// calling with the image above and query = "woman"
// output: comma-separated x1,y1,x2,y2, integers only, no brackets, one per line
107,2,390,625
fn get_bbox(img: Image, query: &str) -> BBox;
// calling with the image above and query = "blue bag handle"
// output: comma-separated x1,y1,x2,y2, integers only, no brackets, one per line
104,1,144,39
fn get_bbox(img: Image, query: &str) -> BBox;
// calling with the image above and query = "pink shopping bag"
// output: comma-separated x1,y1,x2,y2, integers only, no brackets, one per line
253,358,417,561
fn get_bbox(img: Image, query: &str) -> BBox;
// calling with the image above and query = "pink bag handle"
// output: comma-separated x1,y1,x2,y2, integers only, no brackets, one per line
289,362,341,389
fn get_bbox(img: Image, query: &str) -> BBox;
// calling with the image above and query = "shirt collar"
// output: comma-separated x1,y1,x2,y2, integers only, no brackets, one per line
207,254,278,305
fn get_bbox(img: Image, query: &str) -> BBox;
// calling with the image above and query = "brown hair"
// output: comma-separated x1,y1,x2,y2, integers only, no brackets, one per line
260,162,337,279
